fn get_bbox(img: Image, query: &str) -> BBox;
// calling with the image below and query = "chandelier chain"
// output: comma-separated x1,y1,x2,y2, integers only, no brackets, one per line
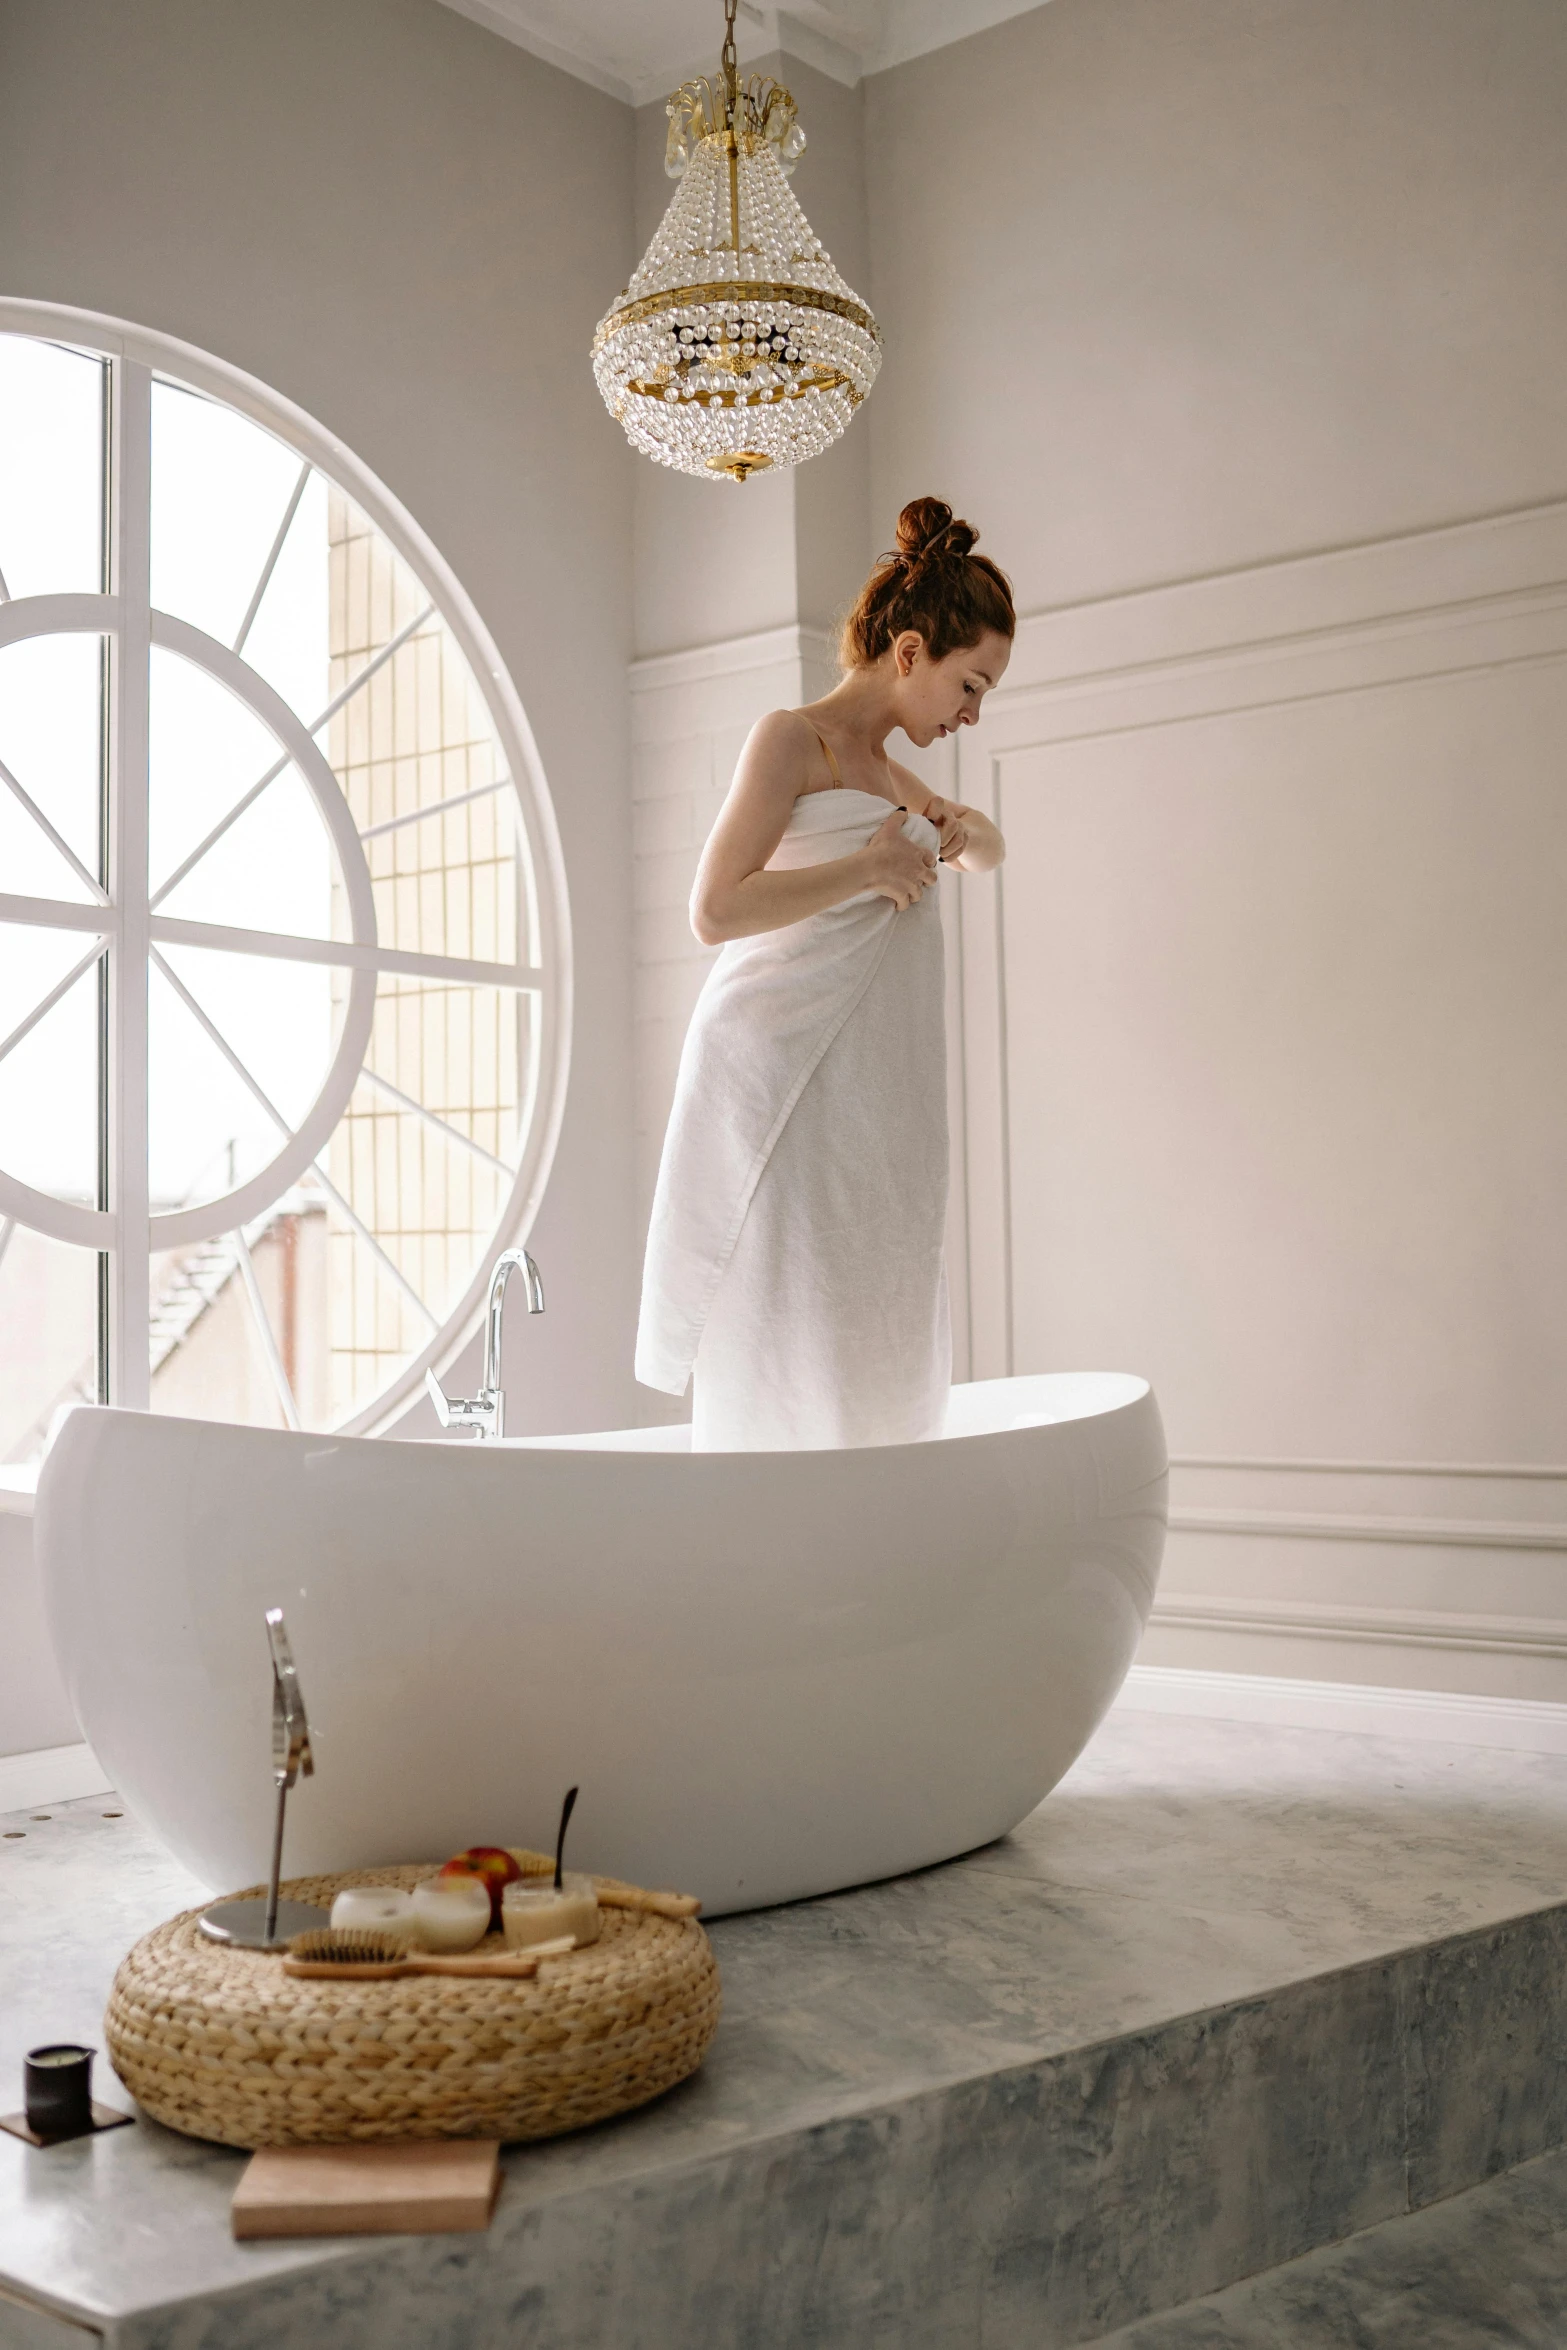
721,0,739,121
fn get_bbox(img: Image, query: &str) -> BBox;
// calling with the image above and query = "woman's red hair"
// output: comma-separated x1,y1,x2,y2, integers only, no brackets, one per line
840,496,1015,668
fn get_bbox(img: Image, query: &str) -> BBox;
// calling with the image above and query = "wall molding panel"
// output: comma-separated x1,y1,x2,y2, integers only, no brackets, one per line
1150,1596,1567,1665
955,494,1567,1381
0,1743,111,1814
951,495,1567,1700
1168,1511,1567,1555
1171,1452,1567,1477
988,497,1567,721
1114,1667,1567,1757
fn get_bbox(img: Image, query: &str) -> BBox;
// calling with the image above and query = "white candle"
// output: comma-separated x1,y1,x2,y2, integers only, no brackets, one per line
501,1872,601,1952
330,1887,416,1938
411,1874,492,1952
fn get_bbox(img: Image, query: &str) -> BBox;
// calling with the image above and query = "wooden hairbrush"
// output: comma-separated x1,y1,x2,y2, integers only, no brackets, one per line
282,1927,575,1980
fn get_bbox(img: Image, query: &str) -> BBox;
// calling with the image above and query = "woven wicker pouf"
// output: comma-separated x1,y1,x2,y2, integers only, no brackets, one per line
106,1860,722,2149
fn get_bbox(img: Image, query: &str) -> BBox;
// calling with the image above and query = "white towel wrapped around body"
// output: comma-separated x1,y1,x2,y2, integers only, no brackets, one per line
636,787,950,1451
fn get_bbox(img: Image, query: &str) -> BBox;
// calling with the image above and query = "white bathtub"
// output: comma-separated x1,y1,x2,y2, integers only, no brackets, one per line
35,1374,1166,1915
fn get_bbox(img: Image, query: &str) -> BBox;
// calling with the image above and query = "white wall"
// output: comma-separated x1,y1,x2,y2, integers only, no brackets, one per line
0,0,641,1438
866,0,1567,609
867,0,1567,1697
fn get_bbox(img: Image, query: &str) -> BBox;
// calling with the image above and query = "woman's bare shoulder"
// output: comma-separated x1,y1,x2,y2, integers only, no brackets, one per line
738,708,827,794
747,707,819,758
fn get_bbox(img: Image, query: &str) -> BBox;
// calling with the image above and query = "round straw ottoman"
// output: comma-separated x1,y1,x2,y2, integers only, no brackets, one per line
105,1862,722,2149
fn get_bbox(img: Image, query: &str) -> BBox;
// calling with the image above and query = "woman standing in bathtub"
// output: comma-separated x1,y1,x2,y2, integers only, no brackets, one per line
637,498,1014,1451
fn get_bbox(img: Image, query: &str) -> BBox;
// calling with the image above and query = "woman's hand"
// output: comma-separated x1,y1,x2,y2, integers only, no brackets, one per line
861,809,938,910
921,794,969,864
906,787,1005,873
884,760,1004,873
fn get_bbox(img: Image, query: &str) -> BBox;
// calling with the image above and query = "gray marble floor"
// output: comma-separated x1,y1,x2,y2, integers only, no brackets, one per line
1086,2143,1567,2349
5,1709,1567,2346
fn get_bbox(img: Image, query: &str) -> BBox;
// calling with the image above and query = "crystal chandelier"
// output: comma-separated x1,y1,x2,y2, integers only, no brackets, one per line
591,0,882,485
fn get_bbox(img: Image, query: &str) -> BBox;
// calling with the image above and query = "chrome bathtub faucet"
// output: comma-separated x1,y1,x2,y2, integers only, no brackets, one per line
425,1248,545,1441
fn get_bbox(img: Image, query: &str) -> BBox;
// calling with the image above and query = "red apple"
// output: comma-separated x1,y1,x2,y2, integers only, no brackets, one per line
440,1845,522,1928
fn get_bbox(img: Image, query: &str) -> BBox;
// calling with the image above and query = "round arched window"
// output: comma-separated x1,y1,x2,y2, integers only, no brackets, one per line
0,305,570,1455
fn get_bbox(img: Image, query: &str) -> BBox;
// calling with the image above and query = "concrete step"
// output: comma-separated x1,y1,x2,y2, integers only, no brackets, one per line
1085,2145,1567,2349
4,1710,1567,2346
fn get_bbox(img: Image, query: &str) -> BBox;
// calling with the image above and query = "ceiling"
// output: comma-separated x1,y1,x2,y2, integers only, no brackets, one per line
434,0,1048,105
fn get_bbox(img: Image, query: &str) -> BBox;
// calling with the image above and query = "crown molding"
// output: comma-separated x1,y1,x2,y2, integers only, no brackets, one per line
437,0,637,99
432,0,1055,105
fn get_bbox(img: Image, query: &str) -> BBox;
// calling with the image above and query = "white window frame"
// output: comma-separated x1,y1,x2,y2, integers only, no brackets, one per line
0,298,573,1434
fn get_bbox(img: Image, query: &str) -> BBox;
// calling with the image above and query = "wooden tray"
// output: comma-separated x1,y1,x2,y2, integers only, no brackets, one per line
232,2140,502,2237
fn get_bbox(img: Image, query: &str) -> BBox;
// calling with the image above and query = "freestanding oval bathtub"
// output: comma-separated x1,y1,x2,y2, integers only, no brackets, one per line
36,1373,1166,1915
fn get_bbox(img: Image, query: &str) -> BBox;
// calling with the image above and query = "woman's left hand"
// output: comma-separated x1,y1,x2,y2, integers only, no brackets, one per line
922,794,969,863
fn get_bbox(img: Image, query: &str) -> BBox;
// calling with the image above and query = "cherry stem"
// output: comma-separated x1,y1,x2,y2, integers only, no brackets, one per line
554,1785,578,1891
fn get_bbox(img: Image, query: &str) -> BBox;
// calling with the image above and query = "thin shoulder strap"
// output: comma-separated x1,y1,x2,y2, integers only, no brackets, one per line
804,720,843,789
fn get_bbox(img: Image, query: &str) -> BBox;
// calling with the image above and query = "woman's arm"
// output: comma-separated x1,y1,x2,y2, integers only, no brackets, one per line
889,763,1006,873
931,800,1005,873
690,712,937,946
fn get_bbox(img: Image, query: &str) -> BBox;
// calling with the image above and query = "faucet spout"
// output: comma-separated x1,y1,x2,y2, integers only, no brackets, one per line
426,1247,545,1443
481,1249,546,1435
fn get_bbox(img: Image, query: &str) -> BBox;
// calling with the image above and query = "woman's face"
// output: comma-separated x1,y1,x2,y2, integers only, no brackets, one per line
891,628,1011,749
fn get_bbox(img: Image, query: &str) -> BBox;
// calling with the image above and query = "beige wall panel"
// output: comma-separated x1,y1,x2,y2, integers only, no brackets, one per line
999,661,1567,1464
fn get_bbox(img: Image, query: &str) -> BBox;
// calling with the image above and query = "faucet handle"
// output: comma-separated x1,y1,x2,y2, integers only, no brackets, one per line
425,1367,493,1436
424,1366,457,1427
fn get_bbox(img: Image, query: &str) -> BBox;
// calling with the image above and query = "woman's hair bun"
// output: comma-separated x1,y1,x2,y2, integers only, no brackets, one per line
840,493,1015,670
894,496,979,563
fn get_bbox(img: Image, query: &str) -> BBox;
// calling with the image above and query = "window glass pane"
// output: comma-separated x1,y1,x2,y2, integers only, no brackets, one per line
150,379,314,654
149,648,333,937
149,945,334,1212
149,1198,330,1431
317,488,532,1421
0,635,104,896
328,491,525,965
0,930,100,1201
0,337,104,598
324,1181,437,1428
332,975,524,1330
239,472,329,719
0,1224,97,1467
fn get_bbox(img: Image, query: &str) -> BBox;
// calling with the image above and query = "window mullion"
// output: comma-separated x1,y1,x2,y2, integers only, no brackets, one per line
96,356,112,1401
106,358,153,1408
